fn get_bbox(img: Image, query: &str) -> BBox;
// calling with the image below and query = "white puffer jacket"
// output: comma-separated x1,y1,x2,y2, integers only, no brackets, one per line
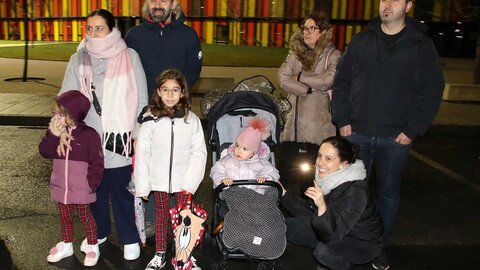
134,111,207,196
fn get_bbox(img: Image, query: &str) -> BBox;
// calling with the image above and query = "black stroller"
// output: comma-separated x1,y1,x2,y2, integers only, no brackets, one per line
202,76,290,269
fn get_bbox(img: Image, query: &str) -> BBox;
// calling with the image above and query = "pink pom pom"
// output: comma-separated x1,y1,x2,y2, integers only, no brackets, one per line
247,117,271,141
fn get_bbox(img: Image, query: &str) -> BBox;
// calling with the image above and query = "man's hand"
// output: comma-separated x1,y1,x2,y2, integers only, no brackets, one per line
395,132,412,145
339,125,352,137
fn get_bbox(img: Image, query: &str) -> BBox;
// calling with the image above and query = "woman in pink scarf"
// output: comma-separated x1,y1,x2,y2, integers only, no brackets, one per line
58,9,148,262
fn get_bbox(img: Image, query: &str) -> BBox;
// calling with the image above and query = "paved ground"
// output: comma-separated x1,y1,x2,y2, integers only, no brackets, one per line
0,126,479,270
0,57,479,270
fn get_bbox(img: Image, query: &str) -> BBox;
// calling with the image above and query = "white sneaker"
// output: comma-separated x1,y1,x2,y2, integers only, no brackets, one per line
146,252,166,270
80,237,106,252
124,242,140,260
47,241,74,263
83,243,100,267
191,256,202,270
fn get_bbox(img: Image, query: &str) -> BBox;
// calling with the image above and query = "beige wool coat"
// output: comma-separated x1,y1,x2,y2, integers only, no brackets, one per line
278,30,341,145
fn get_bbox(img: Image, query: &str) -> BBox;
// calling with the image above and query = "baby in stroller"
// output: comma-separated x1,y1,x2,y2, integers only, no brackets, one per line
210,117,280,193
209,117,286,261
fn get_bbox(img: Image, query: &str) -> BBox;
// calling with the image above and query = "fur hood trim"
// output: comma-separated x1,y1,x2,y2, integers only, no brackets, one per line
289,28,334,71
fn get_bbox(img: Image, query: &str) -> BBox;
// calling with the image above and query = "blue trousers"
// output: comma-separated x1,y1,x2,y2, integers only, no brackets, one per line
345,132,411,239
91,165,140,245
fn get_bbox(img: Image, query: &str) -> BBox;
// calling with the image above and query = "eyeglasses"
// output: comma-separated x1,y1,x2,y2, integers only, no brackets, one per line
159,87,182,96
301,25,320,34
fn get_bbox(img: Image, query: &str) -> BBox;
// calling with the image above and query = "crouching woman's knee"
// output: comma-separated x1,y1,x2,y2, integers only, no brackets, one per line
313,242,351,270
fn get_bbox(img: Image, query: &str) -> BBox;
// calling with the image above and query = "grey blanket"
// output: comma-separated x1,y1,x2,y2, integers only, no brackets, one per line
221,186,286,260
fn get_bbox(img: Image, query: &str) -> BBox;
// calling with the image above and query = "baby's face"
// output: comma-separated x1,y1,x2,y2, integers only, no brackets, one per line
234,142,254,161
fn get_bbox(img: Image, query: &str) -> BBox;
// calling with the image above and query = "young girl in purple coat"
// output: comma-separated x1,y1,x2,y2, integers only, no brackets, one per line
39,90,104,266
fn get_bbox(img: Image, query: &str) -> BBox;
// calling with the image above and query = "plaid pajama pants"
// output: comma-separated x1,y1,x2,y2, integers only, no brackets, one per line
154,191,189,252
57,203,98,245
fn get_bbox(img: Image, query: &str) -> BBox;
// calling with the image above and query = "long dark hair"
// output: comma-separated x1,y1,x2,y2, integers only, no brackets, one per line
149,69,191,121
321,136,357,164
87,9,115,31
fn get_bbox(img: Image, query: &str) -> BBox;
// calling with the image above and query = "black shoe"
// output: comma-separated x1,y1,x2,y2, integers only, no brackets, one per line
372,254,390,270
146,252,166,270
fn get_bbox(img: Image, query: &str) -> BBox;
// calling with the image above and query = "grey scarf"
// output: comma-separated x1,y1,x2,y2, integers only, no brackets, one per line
315,159,366,195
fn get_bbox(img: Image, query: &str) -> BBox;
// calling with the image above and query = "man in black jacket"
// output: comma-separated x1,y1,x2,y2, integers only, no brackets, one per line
125,0,202,99
124,0,202,240
332,0,444,269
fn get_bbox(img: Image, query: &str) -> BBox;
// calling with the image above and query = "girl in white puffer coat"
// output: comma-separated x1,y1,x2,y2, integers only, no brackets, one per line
134,69,207,270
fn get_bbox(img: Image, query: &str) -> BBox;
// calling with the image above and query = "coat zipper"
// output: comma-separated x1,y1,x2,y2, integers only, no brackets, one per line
168,119,175,194
294,95,299,141
63,128,72,204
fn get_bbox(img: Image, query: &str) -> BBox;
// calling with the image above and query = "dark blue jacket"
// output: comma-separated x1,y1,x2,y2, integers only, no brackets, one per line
125,13,202,99
332,17,445,139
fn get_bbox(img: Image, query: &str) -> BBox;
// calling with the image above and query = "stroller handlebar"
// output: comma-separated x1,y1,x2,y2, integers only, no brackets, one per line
214,180,283,199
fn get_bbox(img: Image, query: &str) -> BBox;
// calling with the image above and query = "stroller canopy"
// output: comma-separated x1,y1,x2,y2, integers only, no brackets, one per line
202,75,292,155
207,91,281,147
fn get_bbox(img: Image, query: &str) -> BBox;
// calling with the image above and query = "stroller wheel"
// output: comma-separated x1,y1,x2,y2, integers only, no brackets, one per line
221,248,229,258
220,260,229,270
257,261,274,270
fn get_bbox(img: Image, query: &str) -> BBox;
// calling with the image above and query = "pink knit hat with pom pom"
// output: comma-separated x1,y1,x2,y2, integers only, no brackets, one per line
235,117,271,154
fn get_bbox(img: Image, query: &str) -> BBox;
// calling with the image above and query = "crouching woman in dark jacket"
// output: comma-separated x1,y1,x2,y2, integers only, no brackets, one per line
281,136,384,269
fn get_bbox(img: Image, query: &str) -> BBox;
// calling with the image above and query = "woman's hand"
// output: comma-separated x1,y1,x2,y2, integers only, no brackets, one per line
304,181,327,216
56,132,74,157
222,178,233,186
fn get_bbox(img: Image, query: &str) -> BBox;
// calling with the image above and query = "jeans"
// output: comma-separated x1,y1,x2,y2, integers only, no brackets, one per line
345,132,411,240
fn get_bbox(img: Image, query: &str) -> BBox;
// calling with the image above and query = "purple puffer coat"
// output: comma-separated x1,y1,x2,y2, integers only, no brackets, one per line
39,90,104,204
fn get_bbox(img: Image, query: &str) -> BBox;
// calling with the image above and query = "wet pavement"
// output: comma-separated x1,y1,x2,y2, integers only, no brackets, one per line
0,125,479,270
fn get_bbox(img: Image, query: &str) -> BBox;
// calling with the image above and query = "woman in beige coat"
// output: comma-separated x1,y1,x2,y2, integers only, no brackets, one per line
278,12,341,181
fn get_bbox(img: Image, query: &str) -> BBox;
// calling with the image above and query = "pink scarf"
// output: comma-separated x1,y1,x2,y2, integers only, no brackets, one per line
77,28,138,156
